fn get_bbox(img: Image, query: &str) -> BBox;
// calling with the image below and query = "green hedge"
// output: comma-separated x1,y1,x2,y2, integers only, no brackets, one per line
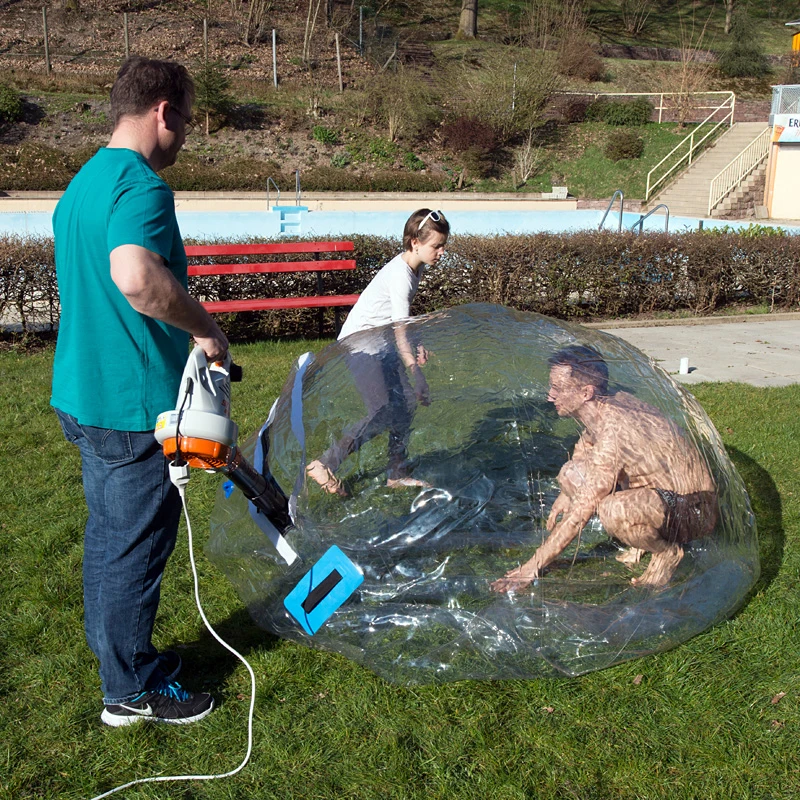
2,231,798,339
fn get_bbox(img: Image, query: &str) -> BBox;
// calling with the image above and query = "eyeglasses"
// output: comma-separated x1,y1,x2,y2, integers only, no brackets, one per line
171,105,195,134
418,210,443,233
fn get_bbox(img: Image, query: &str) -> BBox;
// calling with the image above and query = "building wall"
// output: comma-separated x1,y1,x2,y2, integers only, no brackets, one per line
769,143,800,219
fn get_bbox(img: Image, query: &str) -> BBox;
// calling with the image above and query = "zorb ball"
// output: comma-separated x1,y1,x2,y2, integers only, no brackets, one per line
207,304,759,682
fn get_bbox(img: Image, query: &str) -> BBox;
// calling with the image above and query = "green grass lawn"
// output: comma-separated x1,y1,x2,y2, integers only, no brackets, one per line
1,341,798,800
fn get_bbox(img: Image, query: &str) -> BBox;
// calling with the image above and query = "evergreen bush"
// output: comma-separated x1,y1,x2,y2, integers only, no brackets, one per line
0,84,22,124
601,99,653,126
605,130,645,161
718,8,771,79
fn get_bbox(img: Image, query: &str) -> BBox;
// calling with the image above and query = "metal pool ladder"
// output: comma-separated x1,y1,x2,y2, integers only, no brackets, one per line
599,190,624,232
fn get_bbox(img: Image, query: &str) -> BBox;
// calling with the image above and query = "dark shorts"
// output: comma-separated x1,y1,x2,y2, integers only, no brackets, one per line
654,489,718,544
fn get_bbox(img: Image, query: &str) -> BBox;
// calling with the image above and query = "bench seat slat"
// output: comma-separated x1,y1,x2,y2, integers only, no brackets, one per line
189,259,356,277
201,294,360,313
185,241,354,257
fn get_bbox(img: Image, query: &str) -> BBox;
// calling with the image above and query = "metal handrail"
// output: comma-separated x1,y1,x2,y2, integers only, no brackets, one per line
599,190,624,232
266,177,280,210
295,169,302,206
707,127,771,216
645,92,736,202
631,204,670,234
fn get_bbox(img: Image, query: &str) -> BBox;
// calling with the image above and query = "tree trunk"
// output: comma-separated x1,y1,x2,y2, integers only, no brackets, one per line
724,0,734,35
457,0,478,39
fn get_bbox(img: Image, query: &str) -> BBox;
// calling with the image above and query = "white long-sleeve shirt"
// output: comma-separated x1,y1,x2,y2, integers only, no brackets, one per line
338,253,423,342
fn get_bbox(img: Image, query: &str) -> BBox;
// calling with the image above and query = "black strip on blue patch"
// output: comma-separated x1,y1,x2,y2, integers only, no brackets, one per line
301,569,343,614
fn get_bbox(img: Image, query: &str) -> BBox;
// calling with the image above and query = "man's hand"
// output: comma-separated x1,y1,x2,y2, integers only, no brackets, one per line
490,558,542,594
416,344,430,366
546,493,571,531
193,324,228,362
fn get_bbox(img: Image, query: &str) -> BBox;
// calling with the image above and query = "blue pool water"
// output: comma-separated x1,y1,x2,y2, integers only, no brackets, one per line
0,207,795,238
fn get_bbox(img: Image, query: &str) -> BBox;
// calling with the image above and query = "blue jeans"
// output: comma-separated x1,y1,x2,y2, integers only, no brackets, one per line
55,409,181,704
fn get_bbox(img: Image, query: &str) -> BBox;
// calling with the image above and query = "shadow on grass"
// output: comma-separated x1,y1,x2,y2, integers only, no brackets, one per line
726,445,784,594
168,606,281,691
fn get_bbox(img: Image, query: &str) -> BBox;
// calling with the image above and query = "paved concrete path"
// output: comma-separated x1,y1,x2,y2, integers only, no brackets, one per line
592,314,800,387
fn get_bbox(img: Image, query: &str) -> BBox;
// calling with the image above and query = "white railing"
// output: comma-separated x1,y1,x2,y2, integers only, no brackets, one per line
645,92,736,202
707,127,771,216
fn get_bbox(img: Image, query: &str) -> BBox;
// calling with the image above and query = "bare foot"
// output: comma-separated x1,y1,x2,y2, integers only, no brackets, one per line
616,547,646,566
386,476,432,490
631,545,683,587
306,460,347,496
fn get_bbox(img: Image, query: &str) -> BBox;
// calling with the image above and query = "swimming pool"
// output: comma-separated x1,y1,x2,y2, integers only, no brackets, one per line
0,205,795,238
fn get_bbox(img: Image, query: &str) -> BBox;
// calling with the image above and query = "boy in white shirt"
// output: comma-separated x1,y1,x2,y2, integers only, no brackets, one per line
307,209,450,495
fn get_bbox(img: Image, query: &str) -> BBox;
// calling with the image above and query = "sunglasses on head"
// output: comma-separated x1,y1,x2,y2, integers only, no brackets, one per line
418,210,443,233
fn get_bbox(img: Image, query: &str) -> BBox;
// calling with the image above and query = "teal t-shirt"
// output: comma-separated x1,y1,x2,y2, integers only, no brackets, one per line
50,148,190,431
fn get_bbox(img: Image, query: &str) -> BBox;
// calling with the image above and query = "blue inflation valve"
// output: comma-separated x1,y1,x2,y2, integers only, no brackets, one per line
284,545,363,635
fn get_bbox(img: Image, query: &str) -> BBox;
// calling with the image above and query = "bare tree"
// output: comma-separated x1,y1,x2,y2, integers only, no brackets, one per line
303,0,325,64
456,0,478,39
656,11,715,128
515,131,546,184
228,0,273,45
621,0,654,36
724,0,734,35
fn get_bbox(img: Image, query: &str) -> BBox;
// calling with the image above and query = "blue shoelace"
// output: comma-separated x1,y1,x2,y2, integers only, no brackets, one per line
155,680,191,702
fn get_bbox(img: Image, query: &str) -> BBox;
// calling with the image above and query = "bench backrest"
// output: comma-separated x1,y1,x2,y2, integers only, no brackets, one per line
185,241,356,277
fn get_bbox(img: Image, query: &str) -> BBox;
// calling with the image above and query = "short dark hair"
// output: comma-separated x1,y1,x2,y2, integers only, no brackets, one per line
110,56,195,126
403,208,450,252
548,345,609,395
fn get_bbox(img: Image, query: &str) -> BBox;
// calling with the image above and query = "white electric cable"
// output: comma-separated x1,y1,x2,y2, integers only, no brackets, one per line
88,477,256,800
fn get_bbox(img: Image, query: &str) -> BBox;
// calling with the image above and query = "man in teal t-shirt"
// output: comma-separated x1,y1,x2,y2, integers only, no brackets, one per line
52,56,228,727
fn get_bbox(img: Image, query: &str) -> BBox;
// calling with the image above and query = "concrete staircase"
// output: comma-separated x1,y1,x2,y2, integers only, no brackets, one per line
647,122,769,218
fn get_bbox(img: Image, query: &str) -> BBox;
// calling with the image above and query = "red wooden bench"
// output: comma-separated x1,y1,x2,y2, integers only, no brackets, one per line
185,241,359,335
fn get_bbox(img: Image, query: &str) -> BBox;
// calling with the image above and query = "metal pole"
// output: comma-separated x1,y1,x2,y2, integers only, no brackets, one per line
272,29,278,88
295,169,301,206
335,32,343,92
124,13,129,59
511,62,517,113
359,6,363,55
203,18,208,63
42,7,51,75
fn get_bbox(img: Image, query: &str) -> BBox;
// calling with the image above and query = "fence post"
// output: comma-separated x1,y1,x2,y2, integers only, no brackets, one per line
335,33,343,92
658,92,663,124
272,29,278,88
42,7,51,75
124,13,129,59
203,18,208,63
359,6,364,55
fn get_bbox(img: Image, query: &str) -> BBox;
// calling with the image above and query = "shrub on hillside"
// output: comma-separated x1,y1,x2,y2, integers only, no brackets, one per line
605,130,644,161
585,98,652,126
441,115,498,154
0,84,22,124
555,96,590,124
602,99,653,126
0,143,96,190
558,46,606,82
312,125,339,145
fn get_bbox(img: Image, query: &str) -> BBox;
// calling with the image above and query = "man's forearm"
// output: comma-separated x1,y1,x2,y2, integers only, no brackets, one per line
129,269,216,337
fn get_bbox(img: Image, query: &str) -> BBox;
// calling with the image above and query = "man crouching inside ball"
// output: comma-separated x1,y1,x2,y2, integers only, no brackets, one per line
492,345,718,593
